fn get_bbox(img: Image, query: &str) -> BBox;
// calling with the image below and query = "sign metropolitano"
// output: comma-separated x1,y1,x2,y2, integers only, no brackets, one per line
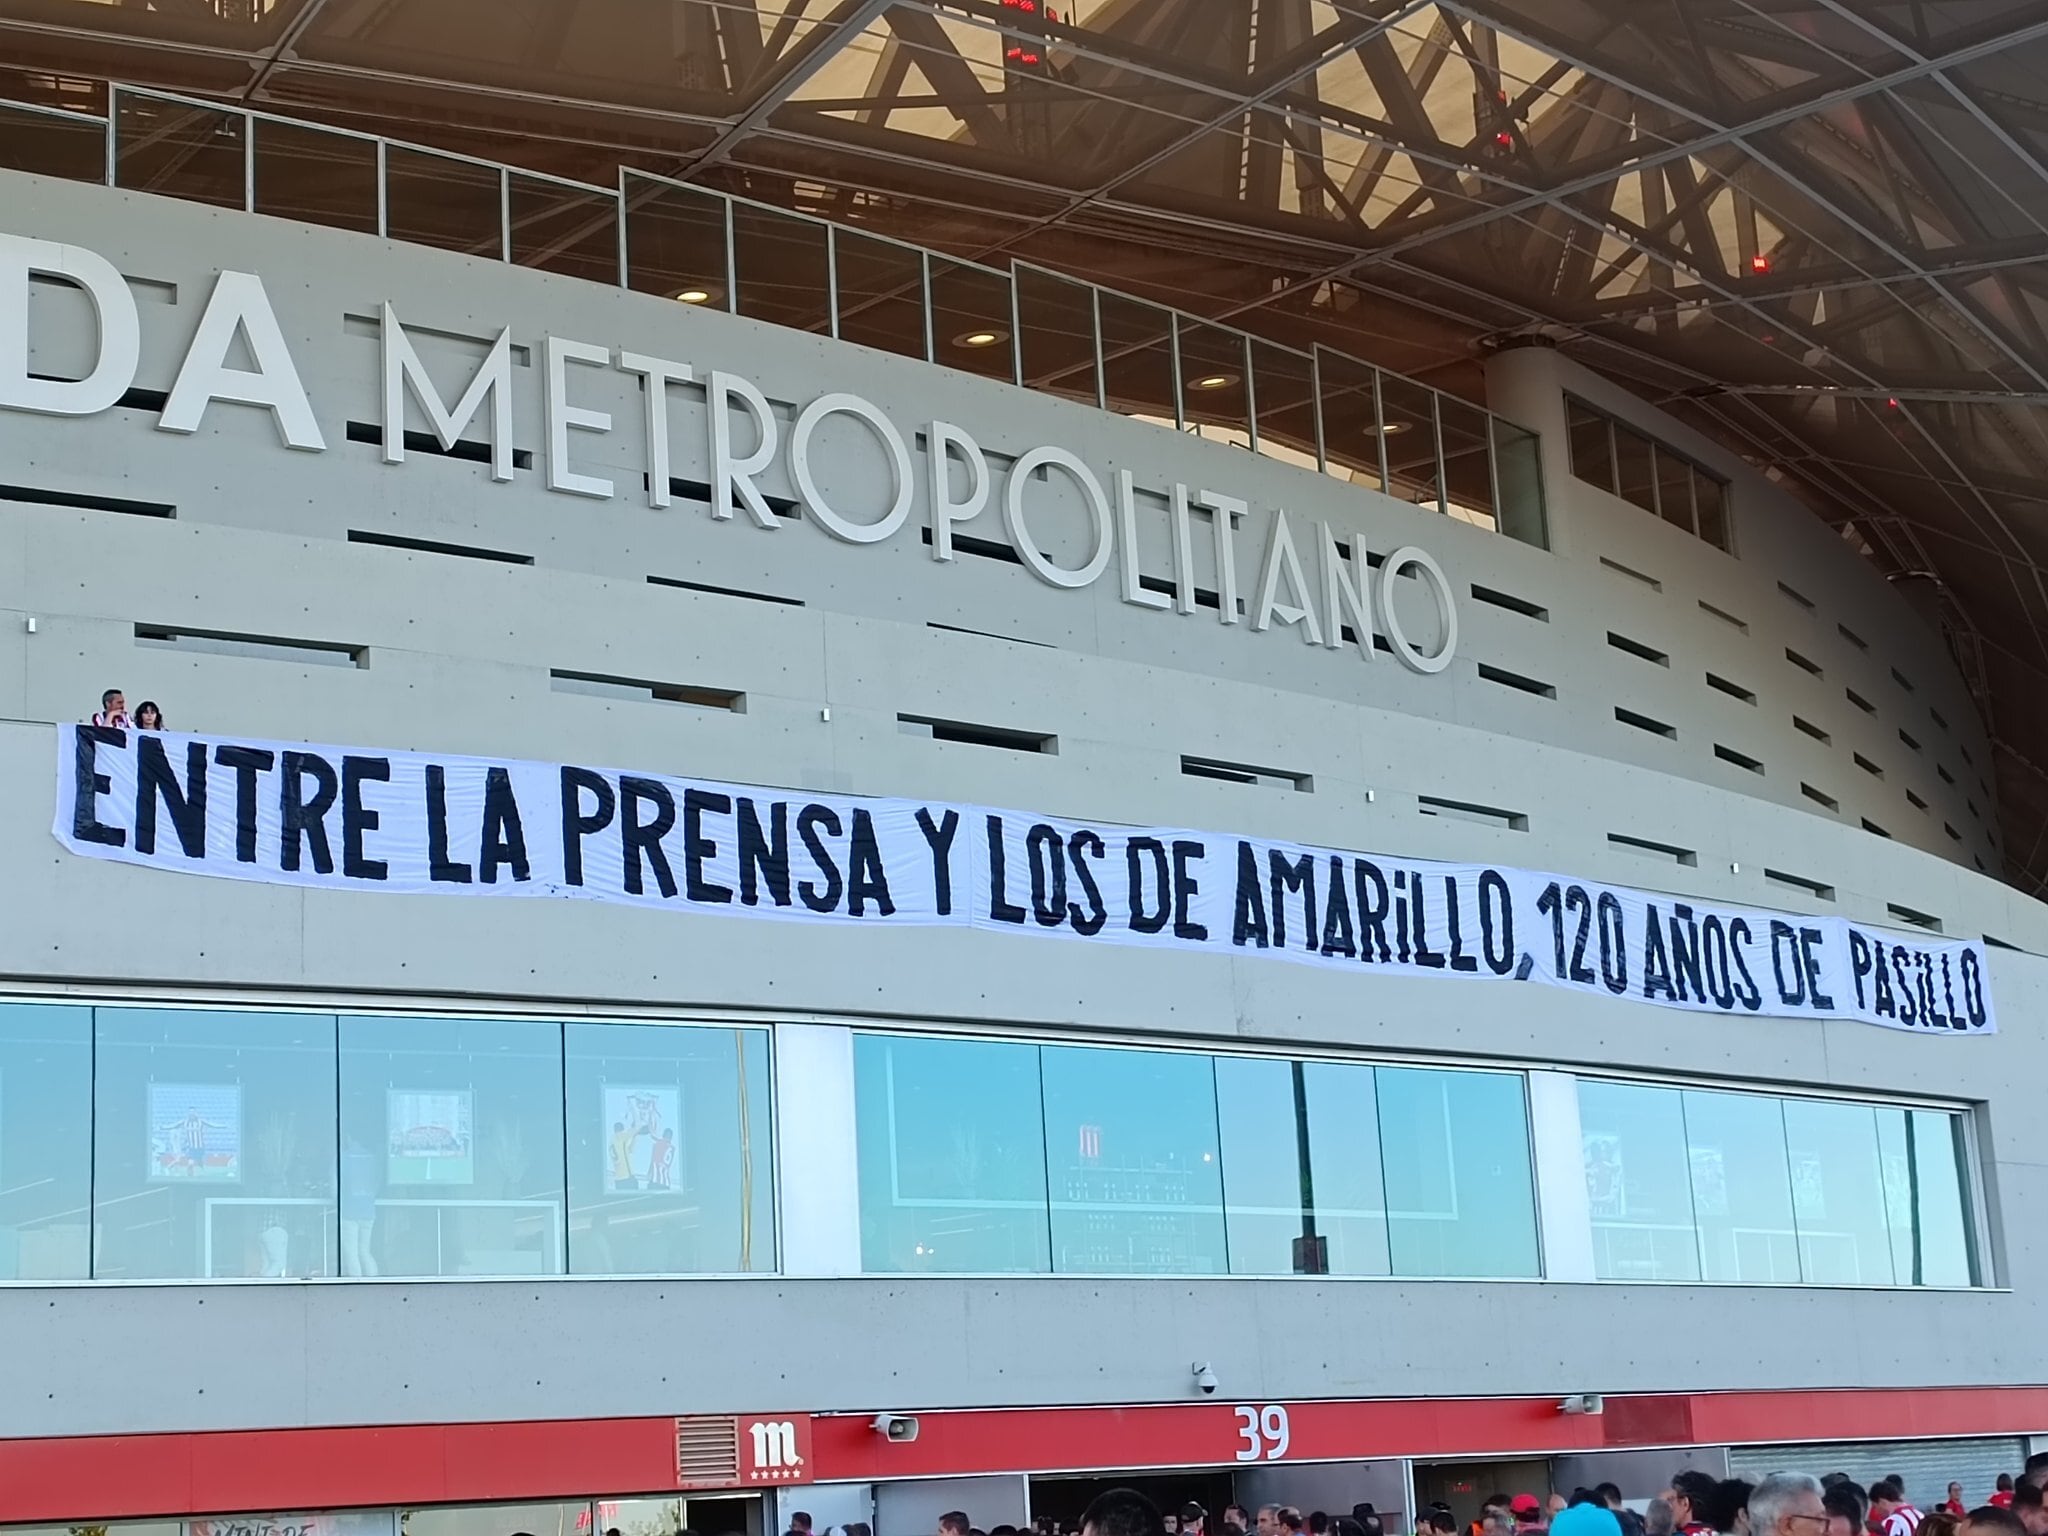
0,229,1458,672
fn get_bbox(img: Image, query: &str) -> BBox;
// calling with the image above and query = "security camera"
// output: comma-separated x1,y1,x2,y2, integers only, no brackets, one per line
870,1413,920,1442
1192,1362,1220,1396
1557,1394,1604,1416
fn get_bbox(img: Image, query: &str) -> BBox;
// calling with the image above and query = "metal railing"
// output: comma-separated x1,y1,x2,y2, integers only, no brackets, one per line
1,84,1548,547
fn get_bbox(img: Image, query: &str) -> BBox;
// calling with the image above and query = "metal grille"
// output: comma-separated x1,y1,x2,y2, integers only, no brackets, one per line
675,1415,740,1489
1729,1436,2025,1510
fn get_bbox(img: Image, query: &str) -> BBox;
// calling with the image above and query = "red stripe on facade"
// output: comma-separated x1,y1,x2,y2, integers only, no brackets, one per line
4,1390,2046,1526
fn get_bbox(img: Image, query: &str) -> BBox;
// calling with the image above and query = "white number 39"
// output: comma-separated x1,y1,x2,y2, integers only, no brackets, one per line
1233,1404,1291,1461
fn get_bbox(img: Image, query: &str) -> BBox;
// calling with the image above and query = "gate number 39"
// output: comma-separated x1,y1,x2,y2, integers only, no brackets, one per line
1233,1404,1291,1461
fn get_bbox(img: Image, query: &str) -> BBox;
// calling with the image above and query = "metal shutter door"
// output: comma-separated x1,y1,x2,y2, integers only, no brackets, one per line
1728,1437,2024,1510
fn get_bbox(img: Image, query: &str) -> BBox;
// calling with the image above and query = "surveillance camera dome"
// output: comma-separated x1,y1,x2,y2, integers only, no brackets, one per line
1192,1361,1219,1395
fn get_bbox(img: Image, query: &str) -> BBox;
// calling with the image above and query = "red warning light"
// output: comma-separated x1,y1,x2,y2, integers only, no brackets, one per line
1886,396,1901,410
1022,50,1040,63
1750,253,1771,273
1494,130,1513,148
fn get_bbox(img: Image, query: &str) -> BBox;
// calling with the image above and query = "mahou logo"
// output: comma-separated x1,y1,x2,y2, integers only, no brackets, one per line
741,1416,813,1484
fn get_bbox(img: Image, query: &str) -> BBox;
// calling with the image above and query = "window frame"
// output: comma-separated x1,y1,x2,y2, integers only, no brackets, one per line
1563,393,1735,554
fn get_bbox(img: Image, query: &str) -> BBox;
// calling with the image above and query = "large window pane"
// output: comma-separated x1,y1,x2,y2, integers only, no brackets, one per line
1614,423,1658,515
624,174,731,309
833,229,929,361
930,258,1017,383
566,1023,774,1276
0,1003,92,1279
1695,473,1732,552
1179,320,1251,448
1784,1098,1894,1284
1379,375,1442,511
1216,1058,1387,1276
1040,1046,1225,1274
1099,293,1178,429
1566,399,1615,492
1252,341,1320,472
1439,397,1497,532
1654,445,1696,534
94,1007,337,1280
1879,1108,1975,1286
1492,416,1548,548
1317,349,1385,491
1376,1067,1537,1277
339,1015,564,1277
733,204,830,333
1017,264,1101,407
854,1034,1050,1273
1681,1089,1798,1282
1577,1080,1700,1282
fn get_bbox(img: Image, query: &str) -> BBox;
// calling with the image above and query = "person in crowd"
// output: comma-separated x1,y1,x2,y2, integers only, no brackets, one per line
1550,1497,1621,1536
1552,1498,1571,1522
1354,1503,1384,1536
1821,1480,1865,1536
1946,1490,1970,1519
1746,1474,1828,1536
1481,1516,1516,1536
1871,1480,1925,1536
2027,1460,2048,1495
2009,1485,2047,1536
1598,1484,1647,1536
993,1525,1019,1536
790,1515,812,1534
1281,1514,1304,1536
1964,1510,2026,1536
1511,1496,1546,1534
1644,1501,1676,1536
91,688,128,728
1183,1507,1206,1536
844,1524,872,1536
1713,1481,1757,1536
132,699,164,729
1425,1514,1456,1536
1922,1514,1960,1536
941,1513,972,1536
1223,1510,1249,1536
1258,1508,1284,1536
1474,1498,1515,1536
1165,1516,1180,1534
1669,1473,1721,1536
1304,1515,1323,1536
1081,1494,1165,1536
1993,1482,2016,1512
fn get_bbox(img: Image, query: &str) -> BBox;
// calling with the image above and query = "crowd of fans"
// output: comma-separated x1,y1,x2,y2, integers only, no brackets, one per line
854,1450,2048,1536
89,687,165,730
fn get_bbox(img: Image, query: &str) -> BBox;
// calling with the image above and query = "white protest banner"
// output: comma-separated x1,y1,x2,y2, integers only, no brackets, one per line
53,725,1995,1036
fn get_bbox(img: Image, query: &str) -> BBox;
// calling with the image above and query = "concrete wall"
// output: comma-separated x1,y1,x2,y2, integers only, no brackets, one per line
0,171,2044,1442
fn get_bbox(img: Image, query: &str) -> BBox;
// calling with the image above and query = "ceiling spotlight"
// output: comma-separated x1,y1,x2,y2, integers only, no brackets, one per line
1377,420,1411,436
954,328,1009,348
1190,372,1239,390
674,286,717,305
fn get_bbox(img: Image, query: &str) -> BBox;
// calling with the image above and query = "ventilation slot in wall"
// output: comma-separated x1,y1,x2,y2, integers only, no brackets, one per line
1598,556,1661,591
1418,795,1528,831
1608,632,1669,666
0,482,175,519
1765,868,1835,901
135,625,364,668
648,575,804,608
1945,822,1962,842
1862,819,1891,838
348,530,533,565
1898,728,1921,753
1985,934,2021,951
1961,743,1975,766
1137,574,1249,620
551,670,745,711
1477,663,1556,699
1968,798,1981,821
1470,584,1549,621
1608,832,1696,867
1714,744,1764,775
1698,599,1747,633
1615,706,1676,739
1785,647,1823,677
1892,666,1914,691
1181,755,1313,792
1888,902,1942,933
1777,580,1815,611
919,526,1022,567
927,622,1055,649
1936,764,1955,785
1846,688,1875,714
1930,707,1948,731
1854,752,1883,778
1907,788,1929,811
1800,783,1838,812
1705,673,1756,704
899,714,1056,754
1792,716,1830,744
1837,623,1868,651
344,421,534,472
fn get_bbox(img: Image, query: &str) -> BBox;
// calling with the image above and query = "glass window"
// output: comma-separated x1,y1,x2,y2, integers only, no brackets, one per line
854,1033,1050,1273
1695,473,1732,552
1252,341,1319,472
1216,1057,1388,1276
930,259,1017,383
385,146,503,257
566,1023,774,1276
509,175,620,286
1098,293,1178,429
339,1015,564,1278
1379,375,1442,511
733,204,830,334
116,96,245,209
1654,445,1696,533
93,1007,337,1280
1576,1080,1700,1282
1178,320,1251,448
1567,399,1614,492
1492,416,1548,548
1017,265,1101,407
1783,1098,1894,1284
833,228,929,360
0,1003,92,1280
1438,397,1497,532
1040,1045,1226,1274
1878,1107,1975,1286
253,120,378,235
1613,422,1658,515
1681,1089,1798,1282
1376,1067,1537,1278
624,174,731,310
1317,349,1385,491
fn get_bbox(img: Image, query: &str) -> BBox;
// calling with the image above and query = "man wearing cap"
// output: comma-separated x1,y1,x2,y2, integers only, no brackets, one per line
1551,1501,1623,1536
1512,1497,1546,1534
1183,1506,1207,1536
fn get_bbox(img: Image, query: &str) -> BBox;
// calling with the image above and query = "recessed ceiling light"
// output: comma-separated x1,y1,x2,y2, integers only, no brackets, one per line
1377,420,1411,436
1190,372,1239,390
954,328,1008,348
674,287,716,305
